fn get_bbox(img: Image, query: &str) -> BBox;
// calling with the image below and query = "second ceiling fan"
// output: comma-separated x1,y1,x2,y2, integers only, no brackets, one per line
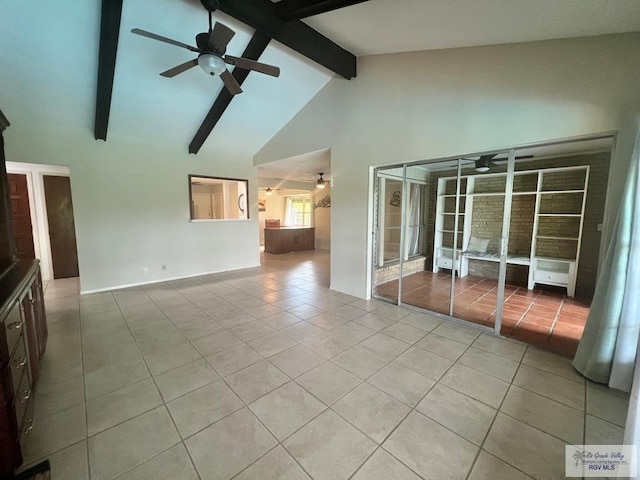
131,0,280,95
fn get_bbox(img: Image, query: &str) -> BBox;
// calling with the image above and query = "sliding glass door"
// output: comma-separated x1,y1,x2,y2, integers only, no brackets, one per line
372,136,611,351
372,154,513,333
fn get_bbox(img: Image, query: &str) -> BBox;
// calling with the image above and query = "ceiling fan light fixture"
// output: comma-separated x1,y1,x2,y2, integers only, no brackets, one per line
475,156,492,173
198,53,226,76
317,173,327,189
265,187,273,196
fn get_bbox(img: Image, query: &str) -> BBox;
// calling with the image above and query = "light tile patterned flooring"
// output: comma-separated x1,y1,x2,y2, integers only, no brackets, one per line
23,250,628,480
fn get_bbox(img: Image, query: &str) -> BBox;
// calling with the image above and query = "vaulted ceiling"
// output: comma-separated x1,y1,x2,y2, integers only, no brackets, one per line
2,0,639,164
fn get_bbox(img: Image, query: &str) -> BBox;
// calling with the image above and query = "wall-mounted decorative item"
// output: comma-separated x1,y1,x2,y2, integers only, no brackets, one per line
237,193,246,213
390,191,401,207
313,195,331,209
258,198,266,212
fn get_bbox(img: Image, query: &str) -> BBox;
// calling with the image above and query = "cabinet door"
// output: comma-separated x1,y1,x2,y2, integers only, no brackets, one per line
30,275,47,357
20,294,39,382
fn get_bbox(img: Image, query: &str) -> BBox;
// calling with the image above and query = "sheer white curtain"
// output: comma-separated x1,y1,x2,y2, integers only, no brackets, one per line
284,197,294,226
573,121,640,393
405,183,421,258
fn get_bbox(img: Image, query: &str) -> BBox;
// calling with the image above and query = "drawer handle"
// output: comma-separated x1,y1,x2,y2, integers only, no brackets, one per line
19,389,31,402
23,417,34,433
13,356,27,368
6,321,21,331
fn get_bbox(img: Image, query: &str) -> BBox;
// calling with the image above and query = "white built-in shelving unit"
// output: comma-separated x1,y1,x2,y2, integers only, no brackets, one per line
433,165,589,297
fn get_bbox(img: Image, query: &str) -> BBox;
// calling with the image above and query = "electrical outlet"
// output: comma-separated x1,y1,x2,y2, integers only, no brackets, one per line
142,267,149,274
161,265,166,271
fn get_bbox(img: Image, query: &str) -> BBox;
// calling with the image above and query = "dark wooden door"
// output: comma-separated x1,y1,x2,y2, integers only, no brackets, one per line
43,175,79,279
7,174,35,260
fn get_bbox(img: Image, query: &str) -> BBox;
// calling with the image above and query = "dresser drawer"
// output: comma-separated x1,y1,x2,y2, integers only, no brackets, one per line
13,370,32,430
533,270,569,285
4,303,24,357
18,395,35,450
437,256,453,269
9,336,29,395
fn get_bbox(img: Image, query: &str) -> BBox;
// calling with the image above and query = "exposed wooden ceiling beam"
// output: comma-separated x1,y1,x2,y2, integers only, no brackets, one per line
218,0,356,79
94,0,123,141
95,0,357,148
275,0,370,20
189,32,272,155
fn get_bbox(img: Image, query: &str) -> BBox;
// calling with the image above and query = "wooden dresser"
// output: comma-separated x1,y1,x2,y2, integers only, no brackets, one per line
0,261,47,477
0,108,48,477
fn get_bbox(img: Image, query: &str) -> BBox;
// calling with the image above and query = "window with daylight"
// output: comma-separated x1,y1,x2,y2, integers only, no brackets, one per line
284,195,312,227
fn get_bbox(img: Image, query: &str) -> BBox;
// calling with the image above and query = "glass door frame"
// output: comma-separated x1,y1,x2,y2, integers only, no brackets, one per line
370,132,614,335
371,154,514,335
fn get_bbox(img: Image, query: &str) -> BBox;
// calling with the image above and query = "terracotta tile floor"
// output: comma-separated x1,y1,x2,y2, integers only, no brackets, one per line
375,271,591,357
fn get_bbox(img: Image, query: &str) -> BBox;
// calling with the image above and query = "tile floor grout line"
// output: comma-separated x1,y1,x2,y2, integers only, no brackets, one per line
111,288,205,480
583,379,588,447
78,285,97,480
219,319,433,478
347,332,483,480
465,347,536,480
547,294,566,337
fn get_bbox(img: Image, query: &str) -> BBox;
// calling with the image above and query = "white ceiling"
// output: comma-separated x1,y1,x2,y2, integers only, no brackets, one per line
1,0,638,169
303,0,640,56
257,148,331,185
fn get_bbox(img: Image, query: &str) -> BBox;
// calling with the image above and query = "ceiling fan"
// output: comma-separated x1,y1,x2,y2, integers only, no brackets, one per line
131,0,280,95
469,154,534,172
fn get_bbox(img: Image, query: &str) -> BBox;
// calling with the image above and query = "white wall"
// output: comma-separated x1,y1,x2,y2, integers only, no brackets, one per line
3,127,261,293
313,186,331,250
265,194,285,223
256,33,640,297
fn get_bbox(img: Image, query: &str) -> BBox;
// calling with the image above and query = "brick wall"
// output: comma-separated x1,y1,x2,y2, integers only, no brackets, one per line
374,256,427,286
424,152,610,298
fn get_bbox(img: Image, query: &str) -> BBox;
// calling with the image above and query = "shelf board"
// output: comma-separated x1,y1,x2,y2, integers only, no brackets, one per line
538,213,581,217
535,256,577,262
442,212,465,215
468,192,507,197
539,189,585,194
536,235,579,241
437,230,463,234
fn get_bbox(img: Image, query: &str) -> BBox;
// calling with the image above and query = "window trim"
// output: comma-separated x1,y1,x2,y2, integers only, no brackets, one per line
188,174,250,221
284,194,312,227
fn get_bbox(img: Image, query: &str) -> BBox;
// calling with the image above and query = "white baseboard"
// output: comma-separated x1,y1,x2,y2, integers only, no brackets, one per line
80,263,262,295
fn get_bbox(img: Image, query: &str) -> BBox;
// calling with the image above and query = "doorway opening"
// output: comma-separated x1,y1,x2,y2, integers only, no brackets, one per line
371,135,613,356
5,162,79,281
256,148,332,287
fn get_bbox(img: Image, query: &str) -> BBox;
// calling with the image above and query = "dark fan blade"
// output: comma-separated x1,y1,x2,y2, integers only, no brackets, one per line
492,154,535,162
219,69,242,95
224,55,280,77
210,22,235,52
160,59,198,78
131,28,198,52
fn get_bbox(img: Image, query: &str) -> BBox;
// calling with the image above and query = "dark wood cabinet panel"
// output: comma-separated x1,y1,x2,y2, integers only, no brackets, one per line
0,108,48,477
264,227,315,254
7,174,35,261
0,262,47,477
